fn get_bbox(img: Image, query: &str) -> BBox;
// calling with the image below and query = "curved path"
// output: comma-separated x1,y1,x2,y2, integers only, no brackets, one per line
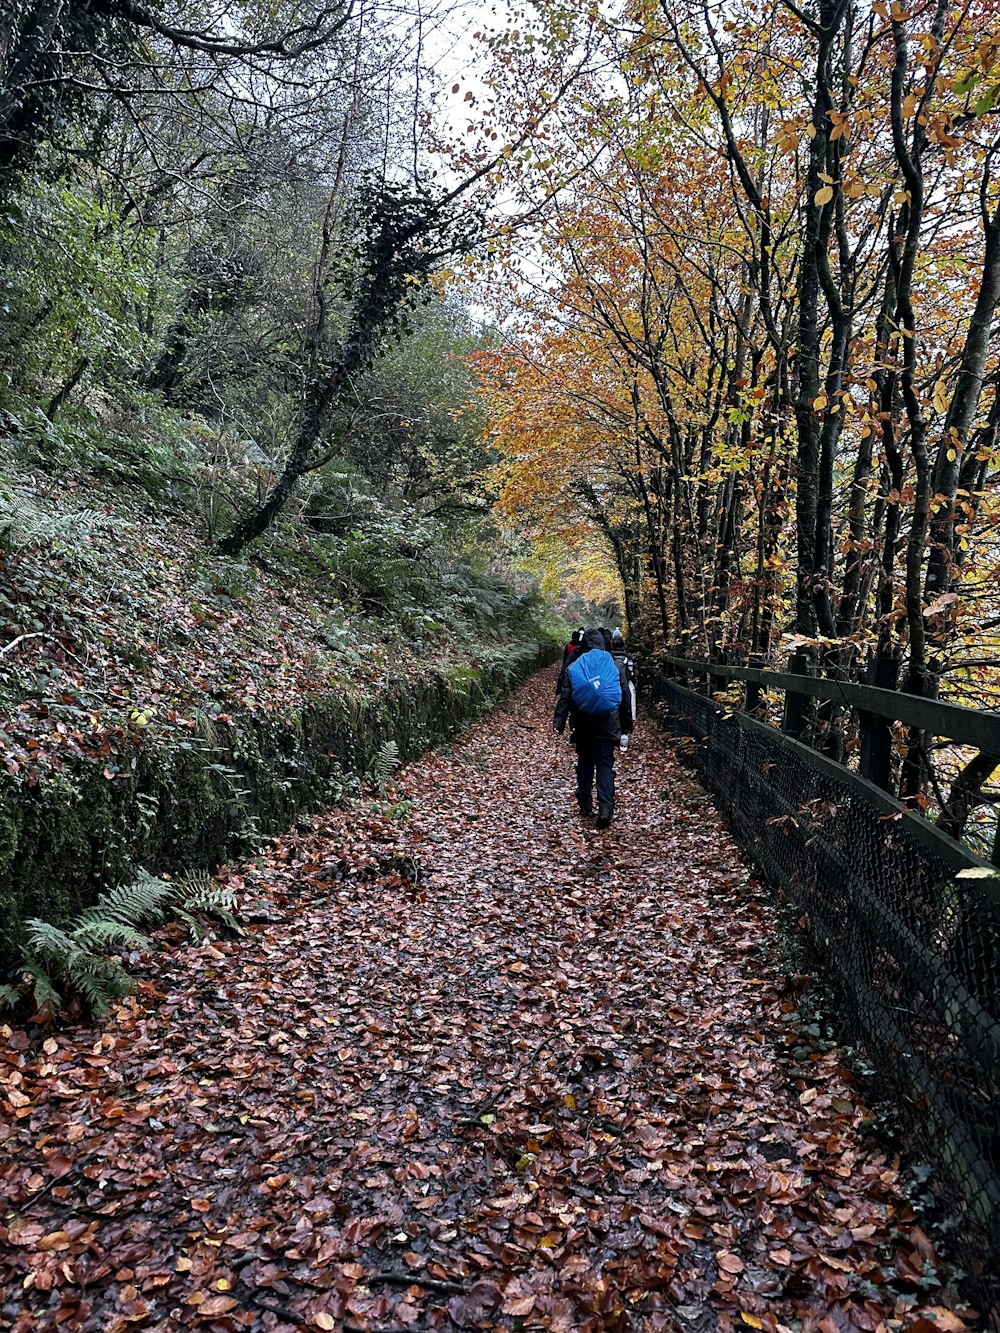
0,670,970,1332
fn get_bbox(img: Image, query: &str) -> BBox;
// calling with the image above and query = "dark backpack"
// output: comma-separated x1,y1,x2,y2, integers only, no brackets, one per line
567,649,622,714
611,647,633,678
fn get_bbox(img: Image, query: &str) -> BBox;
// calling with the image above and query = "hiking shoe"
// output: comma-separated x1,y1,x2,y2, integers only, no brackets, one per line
578,804,594,818
595,805,613,830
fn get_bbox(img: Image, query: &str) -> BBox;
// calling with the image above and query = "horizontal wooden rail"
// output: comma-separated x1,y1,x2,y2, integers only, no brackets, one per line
662,679,1000,886
659,654,1000,754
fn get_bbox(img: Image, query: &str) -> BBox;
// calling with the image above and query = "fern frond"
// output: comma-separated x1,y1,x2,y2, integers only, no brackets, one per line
180,883,237,915
178,869,214,901
71,957,130,1015
368,740,400,794
74,921,149,953
25,918,85,964
0,487,113,555
0,983,21,1012
178,872,240,934
24,964,62,1013
20,865,236,1017
174,907,204,944
75,871,176,929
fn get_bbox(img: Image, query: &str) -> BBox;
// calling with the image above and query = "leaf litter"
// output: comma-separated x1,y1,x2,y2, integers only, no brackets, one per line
0,670,975,1332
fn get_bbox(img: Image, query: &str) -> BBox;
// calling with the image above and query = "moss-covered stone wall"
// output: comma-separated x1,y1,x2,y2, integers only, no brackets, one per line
0,642,555,973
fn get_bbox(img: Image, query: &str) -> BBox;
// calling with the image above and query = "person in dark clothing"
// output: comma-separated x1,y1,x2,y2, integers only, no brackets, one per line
609,629,637,751
553,627,634,828
555,627,586,694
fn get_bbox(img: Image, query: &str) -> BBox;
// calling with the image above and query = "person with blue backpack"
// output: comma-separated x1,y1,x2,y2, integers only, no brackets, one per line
553,627,634,829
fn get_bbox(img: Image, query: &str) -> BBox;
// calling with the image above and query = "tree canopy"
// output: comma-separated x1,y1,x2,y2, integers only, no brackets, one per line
473,0,1000,715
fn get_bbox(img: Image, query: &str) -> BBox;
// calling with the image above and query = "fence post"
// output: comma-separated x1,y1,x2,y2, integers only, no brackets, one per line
745,654,763,717
782,651,809,738
858,655,898,792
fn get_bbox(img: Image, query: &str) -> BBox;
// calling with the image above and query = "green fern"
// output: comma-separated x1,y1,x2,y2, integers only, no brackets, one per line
75,872,175,929
79,961,129,1011
16,870,241,1018
24,964,62,1014
0,485,113,556
173,908,203,944
75,920,150,952
0,983,21,1013
25,919,91,968
179,868,213,898
21,872,174,1017
367,740,400,795
24,918,143,1016
176,870,240,940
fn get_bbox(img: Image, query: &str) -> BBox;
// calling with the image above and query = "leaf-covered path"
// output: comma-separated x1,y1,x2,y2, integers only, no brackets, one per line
1,670,971,1333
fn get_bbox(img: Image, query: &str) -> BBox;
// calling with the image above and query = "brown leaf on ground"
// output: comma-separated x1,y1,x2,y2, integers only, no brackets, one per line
0,670,974,1331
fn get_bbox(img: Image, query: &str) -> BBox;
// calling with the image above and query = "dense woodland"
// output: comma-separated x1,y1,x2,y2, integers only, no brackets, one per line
1,0,999,827
0,0,581,797
480,0,1000,683
0,0,582,1006
467,0,1000,849
0,0,526,552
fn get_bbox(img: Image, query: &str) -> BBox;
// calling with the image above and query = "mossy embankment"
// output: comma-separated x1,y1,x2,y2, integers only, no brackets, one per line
0,437,562,976
1,645,554,972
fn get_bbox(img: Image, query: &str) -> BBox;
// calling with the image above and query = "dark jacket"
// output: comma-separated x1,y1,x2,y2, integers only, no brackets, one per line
610,644,636,736
554,628,634,741
556,636,583,693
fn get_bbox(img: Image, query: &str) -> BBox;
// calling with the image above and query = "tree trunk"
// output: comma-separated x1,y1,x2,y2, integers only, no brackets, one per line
45,355,90,419
937,752,1000,843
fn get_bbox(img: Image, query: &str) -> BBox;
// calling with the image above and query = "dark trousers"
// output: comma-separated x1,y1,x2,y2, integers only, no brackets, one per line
576,736,616,813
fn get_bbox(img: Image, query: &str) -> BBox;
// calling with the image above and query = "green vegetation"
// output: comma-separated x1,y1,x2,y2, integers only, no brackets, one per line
0,424,556,980
3,869,240,1017
0,0,568,1008
0,125,560,1005
18,873,179,1016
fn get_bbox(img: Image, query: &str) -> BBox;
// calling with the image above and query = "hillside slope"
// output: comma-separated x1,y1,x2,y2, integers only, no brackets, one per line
0,437,557,970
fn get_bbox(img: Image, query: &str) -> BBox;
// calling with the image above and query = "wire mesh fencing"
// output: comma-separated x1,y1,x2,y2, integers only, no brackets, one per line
645,672,1000,1313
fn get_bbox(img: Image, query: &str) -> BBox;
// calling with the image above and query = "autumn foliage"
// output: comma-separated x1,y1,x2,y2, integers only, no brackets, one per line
474,0,1000,718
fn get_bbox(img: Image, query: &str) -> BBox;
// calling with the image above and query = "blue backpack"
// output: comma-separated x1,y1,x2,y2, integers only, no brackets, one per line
567,649,622,714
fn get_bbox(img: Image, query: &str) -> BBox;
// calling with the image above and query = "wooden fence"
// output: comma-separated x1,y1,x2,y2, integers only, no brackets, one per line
644,662,1000,1314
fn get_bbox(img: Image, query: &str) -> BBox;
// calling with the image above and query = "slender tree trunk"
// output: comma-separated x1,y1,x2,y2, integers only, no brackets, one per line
45,355,90,419
793,5,846,638
888,7,937,796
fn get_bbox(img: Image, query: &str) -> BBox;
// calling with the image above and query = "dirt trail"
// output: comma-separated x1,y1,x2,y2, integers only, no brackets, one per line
0,670,971,1333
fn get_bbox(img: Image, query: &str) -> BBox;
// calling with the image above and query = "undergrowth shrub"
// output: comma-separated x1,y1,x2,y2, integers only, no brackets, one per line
19,873,176,1015
173,869,240,943
0,472,116,558
1,870,242,1017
